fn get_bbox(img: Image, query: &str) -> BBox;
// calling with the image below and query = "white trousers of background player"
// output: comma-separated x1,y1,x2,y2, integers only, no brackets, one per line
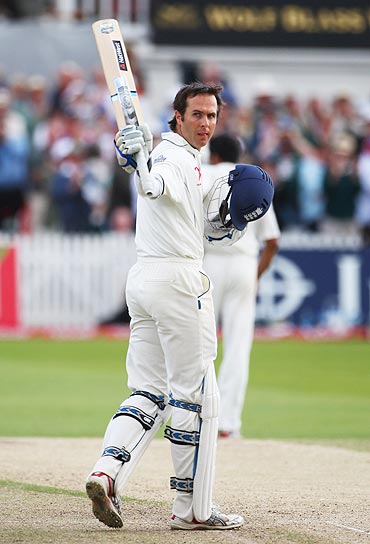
203,251,258,434
94,258,219,522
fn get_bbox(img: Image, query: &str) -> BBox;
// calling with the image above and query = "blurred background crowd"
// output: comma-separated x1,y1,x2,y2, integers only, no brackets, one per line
1,1,370,246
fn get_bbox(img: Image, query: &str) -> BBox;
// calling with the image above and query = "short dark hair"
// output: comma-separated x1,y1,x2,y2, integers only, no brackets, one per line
168,81,224,132
209,133,241,163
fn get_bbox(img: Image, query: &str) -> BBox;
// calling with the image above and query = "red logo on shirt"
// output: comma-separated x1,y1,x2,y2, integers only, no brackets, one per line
194,167,202,185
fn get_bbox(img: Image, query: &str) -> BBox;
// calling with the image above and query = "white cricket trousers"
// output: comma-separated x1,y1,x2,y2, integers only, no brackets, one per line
126,258,218,520
203,251,258,434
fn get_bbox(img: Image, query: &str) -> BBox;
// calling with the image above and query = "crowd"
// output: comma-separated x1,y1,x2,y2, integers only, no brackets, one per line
1,57,370,244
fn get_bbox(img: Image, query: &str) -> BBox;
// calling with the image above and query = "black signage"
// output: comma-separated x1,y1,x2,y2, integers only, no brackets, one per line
150,0,370,48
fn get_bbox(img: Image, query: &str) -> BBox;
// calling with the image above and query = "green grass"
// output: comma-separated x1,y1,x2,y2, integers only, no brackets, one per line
243,340,370,439
0,339,129,437
0,338,369,439
0,479,84,497
0,480,162,505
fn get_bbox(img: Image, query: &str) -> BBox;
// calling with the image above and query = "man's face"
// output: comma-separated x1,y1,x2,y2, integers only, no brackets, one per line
175,93,218,150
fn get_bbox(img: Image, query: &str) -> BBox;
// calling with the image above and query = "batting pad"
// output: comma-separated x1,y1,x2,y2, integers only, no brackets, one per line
115,403,172,496
193,363,219,522
103,394,172,496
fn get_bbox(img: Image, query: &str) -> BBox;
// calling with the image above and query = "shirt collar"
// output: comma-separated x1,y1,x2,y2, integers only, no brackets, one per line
161,131,202,159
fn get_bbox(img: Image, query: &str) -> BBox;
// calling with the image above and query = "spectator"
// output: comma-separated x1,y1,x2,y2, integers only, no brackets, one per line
356,116,370,245
31,109,72,229
330,94,363,146
88,66,117,128
50,137,111,233
106,161,134,232
50,61,83,115
303,97,331,148
0,88,30,232
27,75,50,128
321,133,360,235
9,73,32,131
268,126,300,230
203,134,280,437
26,75,53,231
249,93,281,163
284,127,326,231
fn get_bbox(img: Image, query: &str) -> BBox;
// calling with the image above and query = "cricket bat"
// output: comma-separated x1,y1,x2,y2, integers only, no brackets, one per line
92,18,144,129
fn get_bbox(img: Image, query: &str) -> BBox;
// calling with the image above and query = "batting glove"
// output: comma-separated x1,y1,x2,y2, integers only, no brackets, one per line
115,125,162,198
138,123,153,154
114,145,137,174
114,125,146,174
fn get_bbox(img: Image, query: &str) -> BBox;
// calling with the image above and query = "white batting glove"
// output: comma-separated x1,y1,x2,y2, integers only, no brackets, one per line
115,124,161,198
114,124,153,174
114,148,137,174
115,125,145,154
114,125,146,174
138,123,153,154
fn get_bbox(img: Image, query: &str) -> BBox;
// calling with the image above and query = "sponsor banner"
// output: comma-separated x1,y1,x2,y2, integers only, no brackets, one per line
151,0,370,48
257,247,370,329
0,246,19,328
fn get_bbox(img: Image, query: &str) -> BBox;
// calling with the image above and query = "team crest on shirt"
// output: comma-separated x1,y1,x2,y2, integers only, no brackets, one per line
153,154,166,164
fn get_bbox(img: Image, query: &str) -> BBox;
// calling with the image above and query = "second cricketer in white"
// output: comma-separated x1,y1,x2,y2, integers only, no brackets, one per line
203,155,280,438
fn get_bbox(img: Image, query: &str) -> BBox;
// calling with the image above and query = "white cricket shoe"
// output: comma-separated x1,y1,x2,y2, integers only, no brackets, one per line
86,471,123,528
170,506,244,530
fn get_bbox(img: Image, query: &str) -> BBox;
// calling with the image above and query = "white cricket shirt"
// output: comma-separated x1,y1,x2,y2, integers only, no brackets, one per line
135,132,205,260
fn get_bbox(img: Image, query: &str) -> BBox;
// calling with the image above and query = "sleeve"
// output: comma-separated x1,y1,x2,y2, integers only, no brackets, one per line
254,205,281,242
150,156,186,204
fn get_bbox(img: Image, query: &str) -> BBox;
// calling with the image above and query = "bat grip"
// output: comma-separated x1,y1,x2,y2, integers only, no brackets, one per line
136,149,153,197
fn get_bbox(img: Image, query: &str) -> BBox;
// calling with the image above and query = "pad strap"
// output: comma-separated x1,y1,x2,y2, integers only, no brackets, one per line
170,477,194,492
102,445,131,463
164,426,200,446
112,405,155,431
168,393,201,413
130,390,166,410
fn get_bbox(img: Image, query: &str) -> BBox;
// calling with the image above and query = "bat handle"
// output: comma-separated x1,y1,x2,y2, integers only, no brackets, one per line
136,149,154,197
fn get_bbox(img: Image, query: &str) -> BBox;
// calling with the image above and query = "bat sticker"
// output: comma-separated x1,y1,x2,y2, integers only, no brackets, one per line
113,40,127,71
99,21,115,33
114,76,138,125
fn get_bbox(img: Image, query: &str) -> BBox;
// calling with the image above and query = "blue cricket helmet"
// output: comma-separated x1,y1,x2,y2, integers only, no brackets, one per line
220,164,275,230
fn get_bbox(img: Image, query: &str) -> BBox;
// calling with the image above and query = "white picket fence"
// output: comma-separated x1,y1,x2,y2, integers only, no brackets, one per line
1,232,137,329
0,231,366,332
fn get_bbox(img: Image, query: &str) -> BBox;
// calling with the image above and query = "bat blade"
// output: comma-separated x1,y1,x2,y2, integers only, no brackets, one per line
92,18,144,129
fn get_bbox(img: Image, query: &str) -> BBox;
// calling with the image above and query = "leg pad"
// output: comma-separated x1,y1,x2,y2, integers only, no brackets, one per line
170,477,194,492
164,426,200,446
